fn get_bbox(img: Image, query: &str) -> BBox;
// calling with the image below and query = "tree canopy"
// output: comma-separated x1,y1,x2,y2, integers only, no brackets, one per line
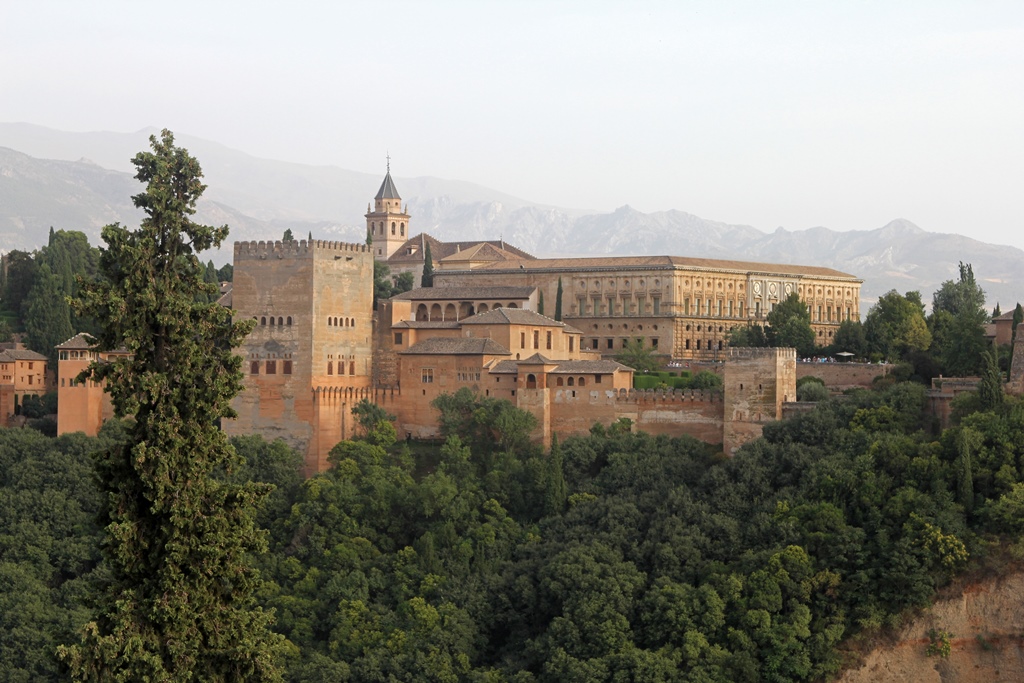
57,130,283,681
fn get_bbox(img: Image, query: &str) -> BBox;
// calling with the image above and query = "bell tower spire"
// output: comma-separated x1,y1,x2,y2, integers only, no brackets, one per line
366,156,410,261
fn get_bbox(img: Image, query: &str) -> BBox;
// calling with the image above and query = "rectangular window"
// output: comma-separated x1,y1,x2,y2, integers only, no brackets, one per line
533,330,539,349
578,297,587,315
707,299,712,316
283,360,292,375
421,368,434,383
653,298,661,315
591,338,598,350
569,337,574,352
638,298,645,315
684,297,690,315
728,300,734,317
696,340,701,350
521,332,526,348
695,299,701,316
595,374,602,383
606,338,613,349
716,300,722,316
652,338,659,349
546,331,552,349
250,361,259,375
394,332,403,345
266,360,276,374
349,361,355,375
608,297,615,316
686,339,691,350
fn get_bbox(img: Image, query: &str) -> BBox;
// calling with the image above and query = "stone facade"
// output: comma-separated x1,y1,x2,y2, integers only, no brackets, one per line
224,238,375,476
0,345,49,427
723,347,798,454
432,257,861,361
54,334,130,436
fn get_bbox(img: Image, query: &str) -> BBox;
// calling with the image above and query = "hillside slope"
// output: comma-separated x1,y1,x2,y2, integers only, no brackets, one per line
839,569,1024,682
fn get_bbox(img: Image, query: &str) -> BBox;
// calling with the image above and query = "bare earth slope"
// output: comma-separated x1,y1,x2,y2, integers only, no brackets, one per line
839,570,1024,683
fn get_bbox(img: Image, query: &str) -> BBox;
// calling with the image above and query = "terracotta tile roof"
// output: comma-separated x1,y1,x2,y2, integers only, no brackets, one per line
391,286,536,301
385,233,535,265
460,308,567,327
550,360,633,373
486,358,633,375
55,333,95,350
0,348,48,361
489,360,521,374
392,320,462,329
460,255,859,280
994,310,1018,321
401,337,511,356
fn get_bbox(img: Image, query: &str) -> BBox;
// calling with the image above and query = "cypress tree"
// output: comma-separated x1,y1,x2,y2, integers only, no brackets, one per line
421,241,434,287
544,434,568,516
538,290,545,316
58,130,283,681
24,263,74,364
282,228,294,241
554,277,563,321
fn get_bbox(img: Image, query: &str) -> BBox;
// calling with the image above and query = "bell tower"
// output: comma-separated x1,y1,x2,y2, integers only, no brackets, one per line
366,157,410,260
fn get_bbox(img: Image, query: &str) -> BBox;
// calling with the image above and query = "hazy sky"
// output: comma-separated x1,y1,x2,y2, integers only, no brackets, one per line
3,1,1023,247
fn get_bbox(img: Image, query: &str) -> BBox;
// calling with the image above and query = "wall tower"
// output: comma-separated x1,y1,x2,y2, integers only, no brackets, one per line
366,160,410,260
226,238,375,475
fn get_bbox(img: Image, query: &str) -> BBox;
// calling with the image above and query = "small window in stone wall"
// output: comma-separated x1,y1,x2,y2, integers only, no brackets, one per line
395,332,403,345
595,375,602,383
251,361,259,374
327,361,333,375
266,361,276,375
283,360,292,374
350,361,355,375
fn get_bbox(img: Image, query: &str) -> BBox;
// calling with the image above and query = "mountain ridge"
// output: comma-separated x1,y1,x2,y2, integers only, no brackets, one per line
1,123,1022,309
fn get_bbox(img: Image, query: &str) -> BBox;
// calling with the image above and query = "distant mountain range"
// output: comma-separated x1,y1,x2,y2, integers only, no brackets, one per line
1,123,1021,309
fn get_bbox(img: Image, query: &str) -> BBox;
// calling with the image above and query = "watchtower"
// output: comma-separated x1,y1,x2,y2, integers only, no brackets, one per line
366,162,410,260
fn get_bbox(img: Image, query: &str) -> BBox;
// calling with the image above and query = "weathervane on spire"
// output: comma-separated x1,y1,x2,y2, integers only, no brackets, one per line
386,151,391,173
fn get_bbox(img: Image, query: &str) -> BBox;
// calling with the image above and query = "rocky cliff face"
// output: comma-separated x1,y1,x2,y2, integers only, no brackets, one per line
838,570,1024,683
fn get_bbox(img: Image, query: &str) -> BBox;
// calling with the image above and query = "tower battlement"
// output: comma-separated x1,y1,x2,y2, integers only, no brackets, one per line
726,347,797,361
234,239,371,260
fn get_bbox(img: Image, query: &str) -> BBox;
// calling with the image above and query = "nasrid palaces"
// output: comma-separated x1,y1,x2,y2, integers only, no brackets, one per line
56,169,877,476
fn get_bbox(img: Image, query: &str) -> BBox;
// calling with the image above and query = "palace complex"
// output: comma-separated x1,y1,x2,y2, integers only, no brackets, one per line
55,168,871,476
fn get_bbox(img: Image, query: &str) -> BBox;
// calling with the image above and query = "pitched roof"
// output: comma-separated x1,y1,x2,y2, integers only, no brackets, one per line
460,308,568,327
391,285,536,301
550,360,633,373
460,255,859,280
486,358,633,376
385,233,535,265
55,332,95,350
401,337,511,356
0,348,48,361
375,171,401,200
391,320,462,329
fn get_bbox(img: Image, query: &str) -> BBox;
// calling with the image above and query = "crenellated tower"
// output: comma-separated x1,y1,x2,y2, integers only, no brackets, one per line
366,160,410,260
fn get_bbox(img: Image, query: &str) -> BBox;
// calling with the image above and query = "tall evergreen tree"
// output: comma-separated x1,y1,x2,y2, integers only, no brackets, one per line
421,241,434,287
58,130,283,681
978,347,1004,411
538,290,545,316
24,263,74,363
554,277,563,321
282,228,294,241
544,434,567,515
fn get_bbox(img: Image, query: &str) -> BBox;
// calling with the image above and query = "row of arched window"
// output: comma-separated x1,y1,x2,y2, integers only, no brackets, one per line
327,360,356,376
260,316,292,326
370,221,405,237
250,360,293,375
328,317,356,328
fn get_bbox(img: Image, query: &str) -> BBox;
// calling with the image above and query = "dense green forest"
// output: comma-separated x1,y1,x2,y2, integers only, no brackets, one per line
0,229,230,361
5,378,1024,681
